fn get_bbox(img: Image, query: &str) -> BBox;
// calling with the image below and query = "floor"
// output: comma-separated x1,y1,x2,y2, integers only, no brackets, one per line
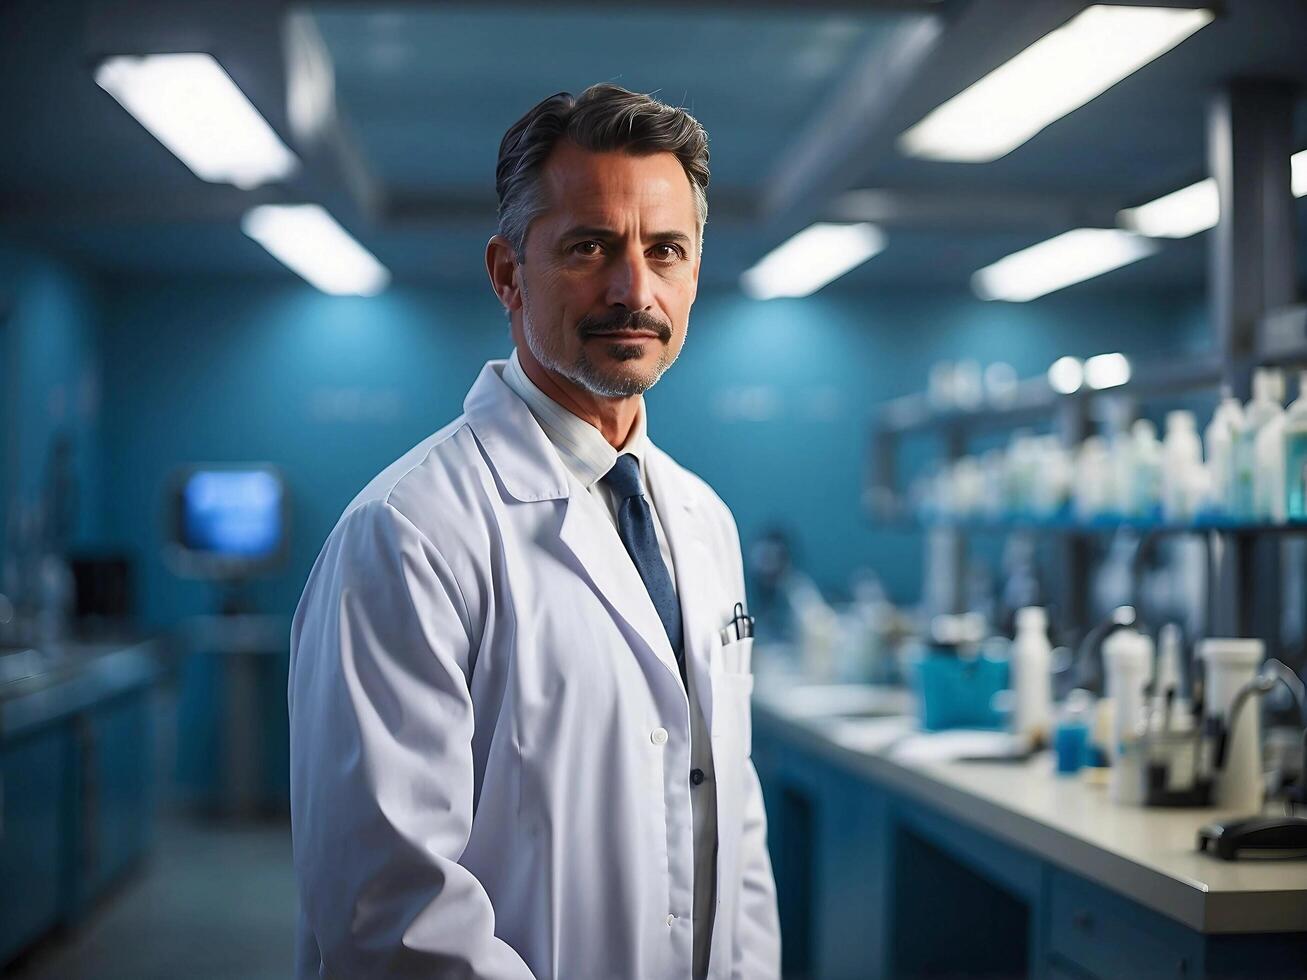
4,814,298,979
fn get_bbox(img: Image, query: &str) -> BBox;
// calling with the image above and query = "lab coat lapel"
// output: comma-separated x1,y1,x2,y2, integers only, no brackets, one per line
464,361,684,688
557,488,685,687
644,447,716,736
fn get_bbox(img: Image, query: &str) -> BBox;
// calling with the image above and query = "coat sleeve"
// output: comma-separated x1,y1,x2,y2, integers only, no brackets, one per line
288,499,535,979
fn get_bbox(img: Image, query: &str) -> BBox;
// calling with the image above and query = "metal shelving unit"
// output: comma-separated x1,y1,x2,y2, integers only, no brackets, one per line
865,78,1305,650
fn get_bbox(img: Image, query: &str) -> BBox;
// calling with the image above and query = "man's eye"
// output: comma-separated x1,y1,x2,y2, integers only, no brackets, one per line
650,243,685,261
572,241,602,256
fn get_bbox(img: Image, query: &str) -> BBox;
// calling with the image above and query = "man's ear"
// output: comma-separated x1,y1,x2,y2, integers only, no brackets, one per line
485,235,523,314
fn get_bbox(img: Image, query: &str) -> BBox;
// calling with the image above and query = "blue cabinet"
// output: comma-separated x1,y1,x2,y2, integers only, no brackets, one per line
0,647,158,968
754,714,1307,980
0,725,73,965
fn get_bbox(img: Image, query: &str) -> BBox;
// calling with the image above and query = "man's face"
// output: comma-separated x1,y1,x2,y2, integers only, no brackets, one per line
515,142,701,398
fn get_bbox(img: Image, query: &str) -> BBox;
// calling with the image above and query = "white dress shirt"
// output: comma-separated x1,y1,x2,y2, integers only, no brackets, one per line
501,349,718,978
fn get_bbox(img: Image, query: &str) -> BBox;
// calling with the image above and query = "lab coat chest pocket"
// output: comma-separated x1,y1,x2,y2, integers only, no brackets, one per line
710,637,754,757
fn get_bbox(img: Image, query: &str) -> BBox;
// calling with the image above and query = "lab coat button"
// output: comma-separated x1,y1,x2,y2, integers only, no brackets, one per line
666,913,676,926
651,727,668,745
690,767,705,785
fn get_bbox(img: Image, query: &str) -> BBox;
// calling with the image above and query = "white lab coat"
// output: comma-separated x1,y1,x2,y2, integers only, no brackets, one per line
288,359,781,979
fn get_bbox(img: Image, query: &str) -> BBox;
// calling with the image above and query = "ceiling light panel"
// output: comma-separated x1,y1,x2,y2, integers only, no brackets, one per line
1119,149,1307,239
1118,178,1218,238
96,53,299,189
899,5,1213,163
741,223,886,301
972,228,1157,302
242,205,390,296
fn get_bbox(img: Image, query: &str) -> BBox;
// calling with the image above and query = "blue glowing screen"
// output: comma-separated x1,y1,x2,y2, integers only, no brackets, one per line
181,470,283,557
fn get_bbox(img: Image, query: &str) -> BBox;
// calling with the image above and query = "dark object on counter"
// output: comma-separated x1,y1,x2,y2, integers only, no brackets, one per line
1197,816,1307,860
70,554,134,621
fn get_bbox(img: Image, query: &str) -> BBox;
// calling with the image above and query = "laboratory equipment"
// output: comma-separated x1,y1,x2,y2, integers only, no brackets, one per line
165,463,289,581
1054,689,1093,775
1204,393,1243,517
912,615,1007,732
1235,370,1282,519
1198,816,1307,860
1200,638,1265,811
1161,410,1203,522
1284,370,1307,521
1012,605,1053,746
1106,629,1153,805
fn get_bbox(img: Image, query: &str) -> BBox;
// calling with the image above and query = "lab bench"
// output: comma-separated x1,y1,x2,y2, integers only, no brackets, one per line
752,684,1307,979
0,641,159,968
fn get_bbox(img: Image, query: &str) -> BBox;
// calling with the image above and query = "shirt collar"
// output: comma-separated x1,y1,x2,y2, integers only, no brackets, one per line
501,348,650,489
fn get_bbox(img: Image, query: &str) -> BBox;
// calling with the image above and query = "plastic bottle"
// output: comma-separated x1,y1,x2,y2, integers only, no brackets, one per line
1130,419,1162,519
1073,436,1111,521
1236,370,1284,520
1162,411,1203,523
1012,606,1053,746
1283,371,1307,521
1105,630,1152,805
1204,394,1244,518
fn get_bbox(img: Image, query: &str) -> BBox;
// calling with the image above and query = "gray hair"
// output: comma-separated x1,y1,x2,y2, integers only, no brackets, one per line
495,84,710,260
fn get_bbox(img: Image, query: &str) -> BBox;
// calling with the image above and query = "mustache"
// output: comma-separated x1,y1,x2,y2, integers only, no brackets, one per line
578,310,671,342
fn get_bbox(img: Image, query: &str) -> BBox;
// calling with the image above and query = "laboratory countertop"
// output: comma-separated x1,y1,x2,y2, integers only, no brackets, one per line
753,681,1307,935
0,640,160,740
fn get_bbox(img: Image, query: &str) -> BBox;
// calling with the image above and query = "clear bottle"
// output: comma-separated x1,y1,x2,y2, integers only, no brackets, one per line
1284,371,1307,521
1012,606,1053,746
1236,370,1284,521
1204,394,1244,518
1161,411,1202,523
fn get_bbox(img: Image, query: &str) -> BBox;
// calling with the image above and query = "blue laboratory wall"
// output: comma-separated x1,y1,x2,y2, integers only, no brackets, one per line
0,241,104,549
99,275,1205,626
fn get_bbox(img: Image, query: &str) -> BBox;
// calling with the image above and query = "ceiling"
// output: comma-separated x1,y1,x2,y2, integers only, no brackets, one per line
2,0,1306,296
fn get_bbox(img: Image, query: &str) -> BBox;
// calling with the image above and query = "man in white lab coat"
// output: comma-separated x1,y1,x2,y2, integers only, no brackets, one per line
289,83,780,979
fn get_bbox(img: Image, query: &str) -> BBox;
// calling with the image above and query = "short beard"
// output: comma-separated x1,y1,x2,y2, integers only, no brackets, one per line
520,282,681,398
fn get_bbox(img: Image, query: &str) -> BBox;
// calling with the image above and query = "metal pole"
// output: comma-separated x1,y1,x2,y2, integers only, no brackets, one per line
1207,79,1298,639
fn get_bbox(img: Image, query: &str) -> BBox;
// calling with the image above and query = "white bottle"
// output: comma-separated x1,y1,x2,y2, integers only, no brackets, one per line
1204,395,1244,517
1199,638,1265,812
1162,411,1203,523
1109,429,1134,517
1104,629,1152,805
1130,419,1162,518
1073,436,1111,521
1283,371,1307,522
1237,370,1284,520
1012,606,1053,745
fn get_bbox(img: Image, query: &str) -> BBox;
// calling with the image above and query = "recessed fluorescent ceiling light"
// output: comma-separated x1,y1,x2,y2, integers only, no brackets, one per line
972,228,1157,302
1121,149,1307,238
95,53,298,189
242,205,390,296
899,5,1213,163
1118,179,1218,238
741,223,886,300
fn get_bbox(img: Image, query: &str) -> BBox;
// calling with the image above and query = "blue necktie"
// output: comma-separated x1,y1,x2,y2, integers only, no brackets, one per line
601,454,685,683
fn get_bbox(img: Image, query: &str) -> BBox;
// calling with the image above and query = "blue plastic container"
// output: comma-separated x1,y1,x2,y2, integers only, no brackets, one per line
1053,720,1090,774
913,649,1009,732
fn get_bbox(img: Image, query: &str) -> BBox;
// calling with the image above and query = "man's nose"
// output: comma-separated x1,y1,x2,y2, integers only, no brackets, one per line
604,248,655,311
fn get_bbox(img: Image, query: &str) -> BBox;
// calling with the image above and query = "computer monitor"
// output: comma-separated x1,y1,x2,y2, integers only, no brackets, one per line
165,464,288,579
